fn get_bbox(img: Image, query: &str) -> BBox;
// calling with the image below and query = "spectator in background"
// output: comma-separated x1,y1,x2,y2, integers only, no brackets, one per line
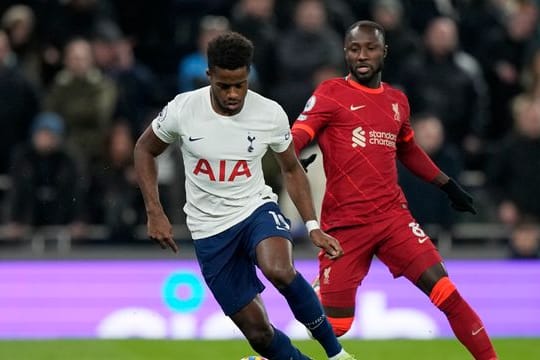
44,37,117,167
5,112,85,239
398,16,489,169
320,0,356,37
89,122,142,243
1,4,43,90
92,19,165,136
399,113,463,231
404,0,460,34
230,0,278,95
340,0,372,20
272,0,343,120
488,94,540,225
110,0,177,78
521,46,540,98
177,15,231,92
476,0,540,141
457,0,507,58
91,19,121,75
34,0,114,86
507,216,540,259
272,0,355,36
114,34,165,136
0,29,39,177
39,0,113,46
370,0,422,86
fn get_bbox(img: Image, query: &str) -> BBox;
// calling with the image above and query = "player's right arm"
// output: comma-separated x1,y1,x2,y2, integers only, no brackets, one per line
291,87,333,156
134,126,178,253
274,142,343,260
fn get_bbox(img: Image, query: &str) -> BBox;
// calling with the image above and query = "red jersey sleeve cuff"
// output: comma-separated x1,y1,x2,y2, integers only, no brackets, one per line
292,124,315,155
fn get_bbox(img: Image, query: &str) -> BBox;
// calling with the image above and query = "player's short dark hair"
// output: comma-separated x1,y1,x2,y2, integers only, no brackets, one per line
207,31,254,71
345,20,386,44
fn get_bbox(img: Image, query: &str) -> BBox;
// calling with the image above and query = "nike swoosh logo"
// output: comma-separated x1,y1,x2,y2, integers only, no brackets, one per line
350,104,366,111
472,326,484,336
189,136,204,141
418,236,429,244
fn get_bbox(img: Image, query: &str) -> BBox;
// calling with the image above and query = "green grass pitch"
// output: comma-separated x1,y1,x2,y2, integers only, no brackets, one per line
0,338,538,359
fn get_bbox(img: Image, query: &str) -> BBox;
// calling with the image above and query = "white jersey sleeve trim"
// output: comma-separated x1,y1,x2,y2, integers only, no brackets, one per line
152,94,185,144
269,104,293,153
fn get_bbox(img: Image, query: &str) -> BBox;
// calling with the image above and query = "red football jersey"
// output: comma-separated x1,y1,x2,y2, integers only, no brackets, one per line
292,76,414,230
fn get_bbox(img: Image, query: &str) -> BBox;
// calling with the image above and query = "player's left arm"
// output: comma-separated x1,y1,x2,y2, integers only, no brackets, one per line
397,136,477,214
396,93,476,214
273,143,343,259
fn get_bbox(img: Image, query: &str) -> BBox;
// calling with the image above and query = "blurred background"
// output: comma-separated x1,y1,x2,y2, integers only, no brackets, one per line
0,0,539,345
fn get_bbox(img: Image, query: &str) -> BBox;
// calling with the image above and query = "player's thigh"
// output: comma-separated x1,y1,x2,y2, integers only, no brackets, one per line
375,211,442,283
255,236,295,282
319,225,376,308
194,225,264,317
244,202,294,268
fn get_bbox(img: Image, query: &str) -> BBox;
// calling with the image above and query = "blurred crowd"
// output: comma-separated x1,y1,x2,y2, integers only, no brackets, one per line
0,0,539,258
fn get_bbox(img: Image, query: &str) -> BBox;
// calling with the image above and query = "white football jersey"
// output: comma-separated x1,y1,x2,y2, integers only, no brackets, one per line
152,86,292,239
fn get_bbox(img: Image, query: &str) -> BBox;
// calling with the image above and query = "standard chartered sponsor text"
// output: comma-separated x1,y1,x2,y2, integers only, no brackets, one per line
368,130,396,148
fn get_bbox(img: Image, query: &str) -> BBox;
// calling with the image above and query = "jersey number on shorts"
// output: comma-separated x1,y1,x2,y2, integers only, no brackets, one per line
268,211,290,231
408,222,426,237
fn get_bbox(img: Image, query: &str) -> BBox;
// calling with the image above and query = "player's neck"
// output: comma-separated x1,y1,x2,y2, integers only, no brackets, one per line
346,74,383,93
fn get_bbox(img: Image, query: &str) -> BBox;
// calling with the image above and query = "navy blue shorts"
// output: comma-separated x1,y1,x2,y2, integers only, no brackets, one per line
194,202,293,316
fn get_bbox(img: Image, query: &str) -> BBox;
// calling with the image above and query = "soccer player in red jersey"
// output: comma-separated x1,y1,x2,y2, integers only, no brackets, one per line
292,20,498,360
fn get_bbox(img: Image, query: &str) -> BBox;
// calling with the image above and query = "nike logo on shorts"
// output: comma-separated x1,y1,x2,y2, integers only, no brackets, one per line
189,136,204,141
418,236,429,244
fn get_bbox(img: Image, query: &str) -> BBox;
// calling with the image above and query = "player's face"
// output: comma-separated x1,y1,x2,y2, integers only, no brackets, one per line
344,26,386,87
207,66,249,116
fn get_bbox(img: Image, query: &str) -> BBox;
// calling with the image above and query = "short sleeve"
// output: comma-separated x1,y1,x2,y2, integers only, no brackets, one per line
152,99,180,144
291,88,334,140
269,105,293,153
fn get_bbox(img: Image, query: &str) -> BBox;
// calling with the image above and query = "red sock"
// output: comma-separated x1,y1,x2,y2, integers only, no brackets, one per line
434,279,498,360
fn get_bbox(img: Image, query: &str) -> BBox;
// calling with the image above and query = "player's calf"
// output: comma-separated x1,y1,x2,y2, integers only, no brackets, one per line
430,276,498,360
312,276,355,337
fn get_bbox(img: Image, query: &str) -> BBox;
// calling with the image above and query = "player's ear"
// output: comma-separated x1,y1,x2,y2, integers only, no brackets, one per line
206,68,211,81
384,45,388,58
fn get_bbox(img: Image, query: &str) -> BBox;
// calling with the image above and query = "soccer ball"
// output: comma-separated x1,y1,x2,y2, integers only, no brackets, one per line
240,357,267,360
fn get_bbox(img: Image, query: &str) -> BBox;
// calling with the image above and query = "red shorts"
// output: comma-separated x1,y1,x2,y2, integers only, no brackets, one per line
318,209,442,308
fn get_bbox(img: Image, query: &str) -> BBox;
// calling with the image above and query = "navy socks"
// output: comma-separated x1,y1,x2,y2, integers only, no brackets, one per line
279,273,342,357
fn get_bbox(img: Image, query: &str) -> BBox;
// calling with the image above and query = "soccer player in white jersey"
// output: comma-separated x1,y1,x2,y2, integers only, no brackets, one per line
134,32,356,360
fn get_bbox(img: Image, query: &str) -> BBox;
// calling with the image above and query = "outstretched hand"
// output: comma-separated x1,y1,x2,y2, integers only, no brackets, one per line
309,229,343,260
300,154,317,172
147,210,179,253
440,178,477,214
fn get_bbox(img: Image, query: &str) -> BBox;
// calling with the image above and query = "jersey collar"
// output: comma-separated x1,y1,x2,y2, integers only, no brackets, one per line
345,74,384,94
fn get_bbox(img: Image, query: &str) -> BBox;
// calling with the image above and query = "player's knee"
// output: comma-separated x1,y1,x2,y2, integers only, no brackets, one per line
429,276,457,308
263,266,296,289
327,316,354,337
